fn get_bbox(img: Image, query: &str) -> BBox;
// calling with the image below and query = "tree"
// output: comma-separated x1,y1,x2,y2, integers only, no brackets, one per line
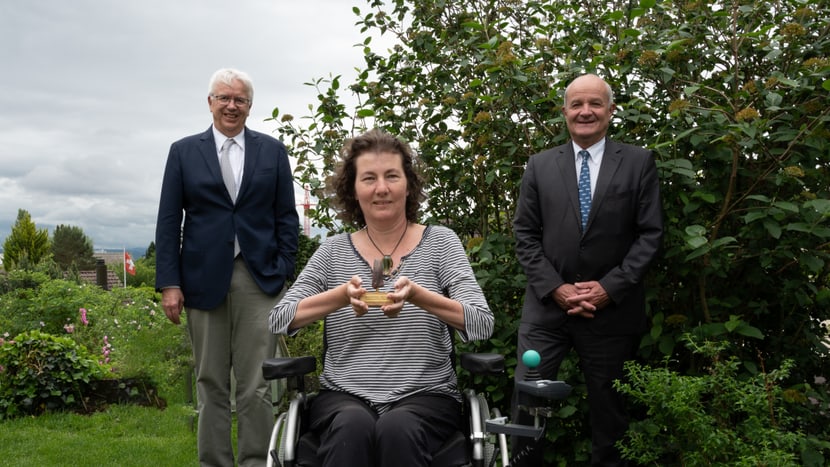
123,242,157,288
2,209,51,271
51,224,96,271
271,0,830,462
144,241,156,264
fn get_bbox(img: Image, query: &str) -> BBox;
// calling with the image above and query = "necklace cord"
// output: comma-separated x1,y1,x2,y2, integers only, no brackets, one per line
366,222,408,258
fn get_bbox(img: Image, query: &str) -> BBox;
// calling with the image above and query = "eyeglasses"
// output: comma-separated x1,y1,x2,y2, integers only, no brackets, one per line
211,94,251,107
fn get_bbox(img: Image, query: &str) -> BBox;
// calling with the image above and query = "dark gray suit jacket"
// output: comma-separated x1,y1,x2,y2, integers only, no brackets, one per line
513,138,663,335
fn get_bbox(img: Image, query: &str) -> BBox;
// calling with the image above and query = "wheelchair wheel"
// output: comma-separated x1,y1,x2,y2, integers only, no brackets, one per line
267,412,287,467
475,393,496,467
268,392,306,467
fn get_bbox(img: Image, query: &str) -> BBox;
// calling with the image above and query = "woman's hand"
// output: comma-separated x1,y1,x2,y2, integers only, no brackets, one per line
381,276,414,318
347,275,370,316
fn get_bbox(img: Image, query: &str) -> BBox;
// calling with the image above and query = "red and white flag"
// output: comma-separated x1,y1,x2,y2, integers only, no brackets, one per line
125,251,136,276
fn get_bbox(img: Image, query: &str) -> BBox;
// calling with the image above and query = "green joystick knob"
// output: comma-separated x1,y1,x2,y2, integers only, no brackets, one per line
522,350,541,369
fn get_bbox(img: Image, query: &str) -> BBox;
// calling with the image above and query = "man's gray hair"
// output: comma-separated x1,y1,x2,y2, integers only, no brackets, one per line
208,68,254,101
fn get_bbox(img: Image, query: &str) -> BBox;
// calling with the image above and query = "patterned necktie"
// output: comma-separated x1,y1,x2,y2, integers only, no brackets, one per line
219,138,237,202
578,150,592,231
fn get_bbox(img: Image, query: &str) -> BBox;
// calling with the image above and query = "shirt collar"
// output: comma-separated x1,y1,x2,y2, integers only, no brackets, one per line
572,139,605,164
212,126,245,153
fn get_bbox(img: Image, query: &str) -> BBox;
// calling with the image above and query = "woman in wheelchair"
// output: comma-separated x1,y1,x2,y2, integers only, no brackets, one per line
268,128,494,467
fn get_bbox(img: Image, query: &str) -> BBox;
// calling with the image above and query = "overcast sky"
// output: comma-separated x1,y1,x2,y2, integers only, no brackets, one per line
0,0,379,251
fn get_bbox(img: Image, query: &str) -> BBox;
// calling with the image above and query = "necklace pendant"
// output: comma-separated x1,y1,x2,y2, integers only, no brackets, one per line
381,255,393,275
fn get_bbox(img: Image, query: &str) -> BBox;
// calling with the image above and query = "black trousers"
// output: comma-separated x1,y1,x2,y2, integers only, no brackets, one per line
511,321,639,467
309,390,462,467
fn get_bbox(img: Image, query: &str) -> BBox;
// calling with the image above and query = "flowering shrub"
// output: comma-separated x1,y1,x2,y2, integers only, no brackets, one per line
0,330,108,419
0,271,108,338
0,273,192,415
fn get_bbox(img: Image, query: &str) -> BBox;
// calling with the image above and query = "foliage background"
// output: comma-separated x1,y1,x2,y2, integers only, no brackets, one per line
1,0,827,464
271,0,830,463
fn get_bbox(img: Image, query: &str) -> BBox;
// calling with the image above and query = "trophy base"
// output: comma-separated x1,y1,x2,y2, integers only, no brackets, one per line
362,291,391,307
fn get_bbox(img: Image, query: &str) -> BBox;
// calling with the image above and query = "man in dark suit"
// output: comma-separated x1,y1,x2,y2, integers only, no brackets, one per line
512,74,663,466
156,68,298,466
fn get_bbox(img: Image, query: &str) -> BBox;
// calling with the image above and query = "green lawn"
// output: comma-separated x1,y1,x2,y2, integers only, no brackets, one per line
0,404,199,466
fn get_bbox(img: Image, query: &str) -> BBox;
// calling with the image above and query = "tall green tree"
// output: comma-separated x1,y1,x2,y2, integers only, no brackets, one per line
271,0,830,462
51,224,96,271
2,209,51,271
144,241,156,263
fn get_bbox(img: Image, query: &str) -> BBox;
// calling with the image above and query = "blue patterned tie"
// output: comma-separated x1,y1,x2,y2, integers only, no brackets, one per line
578,150,592,231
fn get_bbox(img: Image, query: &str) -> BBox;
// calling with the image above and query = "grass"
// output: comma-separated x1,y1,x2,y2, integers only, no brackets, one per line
0,278,204,466
0,276,297,466
0,404,199,466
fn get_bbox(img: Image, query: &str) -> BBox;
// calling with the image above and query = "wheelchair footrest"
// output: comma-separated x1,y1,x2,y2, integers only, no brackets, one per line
485,418,544,440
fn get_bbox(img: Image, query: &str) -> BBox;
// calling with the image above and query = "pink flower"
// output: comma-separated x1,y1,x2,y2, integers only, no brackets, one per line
64,324,75,334
79,308,89,326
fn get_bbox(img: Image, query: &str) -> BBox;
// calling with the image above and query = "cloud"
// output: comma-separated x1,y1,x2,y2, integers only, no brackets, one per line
0,0,371,250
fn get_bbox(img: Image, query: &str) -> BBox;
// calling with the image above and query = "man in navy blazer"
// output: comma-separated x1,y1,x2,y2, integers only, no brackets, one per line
512,74,663,466
156,68,298,466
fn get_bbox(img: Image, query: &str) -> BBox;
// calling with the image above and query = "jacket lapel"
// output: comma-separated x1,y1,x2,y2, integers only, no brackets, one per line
554,144,582,227
198,128,230,196
239,127,259,201
591,139,622,224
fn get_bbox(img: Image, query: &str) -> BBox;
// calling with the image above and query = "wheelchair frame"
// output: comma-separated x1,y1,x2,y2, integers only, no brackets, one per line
262,352,571,467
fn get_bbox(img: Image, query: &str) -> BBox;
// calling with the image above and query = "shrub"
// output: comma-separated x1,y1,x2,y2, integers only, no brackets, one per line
0,271,191,405
0,330,108,419
616,335,810,466
0,271,105,338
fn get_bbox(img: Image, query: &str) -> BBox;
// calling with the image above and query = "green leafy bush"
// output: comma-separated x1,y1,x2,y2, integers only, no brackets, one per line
616,335,812,466
0,330,108,419
273,0,830,461
0,272,191,408
0,270,107,338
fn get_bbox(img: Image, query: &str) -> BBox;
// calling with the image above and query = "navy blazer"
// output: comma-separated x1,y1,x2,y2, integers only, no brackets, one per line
513,138,663,335
155,126,299,310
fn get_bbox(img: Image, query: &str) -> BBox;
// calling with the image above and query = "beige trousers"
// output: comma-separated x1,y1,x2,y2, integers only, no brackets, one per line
187,257,286,467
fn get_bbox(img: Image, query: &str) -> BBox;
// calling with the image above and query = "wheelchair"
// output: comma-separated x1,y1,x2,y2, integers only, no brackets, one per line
262,350,571,467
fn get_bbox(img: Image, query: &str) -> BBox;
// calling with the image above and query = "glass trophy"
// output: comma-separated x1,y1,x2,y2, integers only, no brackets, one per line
362,258,392,306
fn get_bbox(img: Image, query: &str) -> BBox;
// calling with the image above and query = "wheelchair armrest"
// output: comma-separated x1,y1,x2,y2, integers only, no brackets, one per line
460,352,504,376
516,379,572,400
262,356,317,381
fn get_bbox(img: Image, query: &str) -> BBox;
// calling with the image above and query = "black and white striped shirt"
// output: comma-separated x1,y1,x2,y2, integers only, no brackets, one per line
270,225,494,412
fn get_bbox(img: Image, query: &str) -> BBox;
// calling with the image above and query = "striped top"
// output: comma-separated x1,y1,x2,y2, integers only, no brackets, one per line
269,225,493,413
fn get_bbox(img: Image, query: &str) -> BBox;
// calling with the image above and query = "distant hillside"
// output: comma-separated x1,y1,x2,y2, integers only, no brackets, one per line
95,247,147,260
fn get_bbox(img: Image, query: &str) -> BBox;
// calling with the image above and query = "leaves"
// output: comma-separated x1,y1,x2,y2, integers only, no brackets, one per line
269,1,830,462
2,209,51,271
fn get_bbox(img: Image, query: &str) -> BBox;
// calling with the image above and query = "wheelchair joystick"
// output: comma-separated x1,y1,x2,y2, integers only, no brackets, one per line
522,350,542,381
484,349,573,443
515,350,572,402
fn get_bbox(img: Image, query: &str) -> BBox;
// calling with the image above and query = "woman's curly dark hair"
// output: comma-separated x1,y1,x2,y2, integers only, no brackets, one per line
329,128,426,228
